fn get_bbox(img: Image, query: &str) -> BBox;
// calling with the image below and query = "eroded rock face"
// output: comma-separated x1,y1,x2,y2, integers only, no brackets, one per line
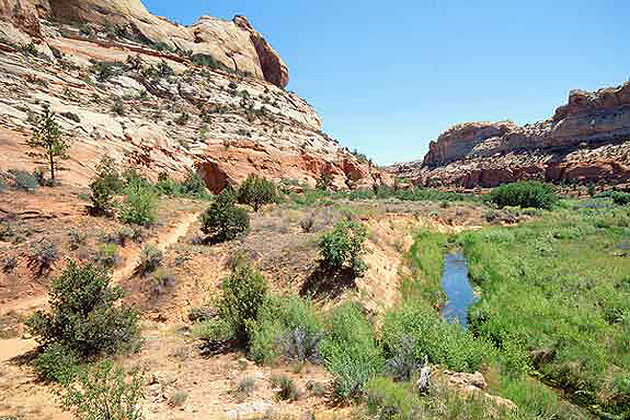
391,82,630,187
0,0,289,88
0,12,389,192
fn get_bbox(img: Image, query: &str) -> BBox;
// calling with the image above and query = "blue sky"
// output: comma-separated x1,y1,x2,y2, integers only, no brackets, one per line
143,0,629,165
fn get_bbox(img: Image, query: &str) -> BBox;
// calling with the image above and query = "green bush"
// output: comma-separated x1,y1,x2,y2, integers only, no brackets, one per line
27,239,59,276
155,172,178,196
89,157,123,216
138,244,162,274
270,376,299,401
180,169,208,198
612,192,630,206
119,178,158,226
32,342,80,384
249,295,323,365
62,360,143,420
217,262,268,342
381,304,491,373
200,189,250,242
96,243,120,268
26,261,140,358
9,169,39,192
319,302,383,402
366,376,420,420
488,181,557,209
318,220,367,276
237,174,278,212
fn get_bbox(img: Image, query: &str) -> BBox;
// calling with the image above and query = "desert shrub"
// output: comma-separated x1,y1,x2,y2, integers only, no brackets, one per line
366,376,420,420
89,156,123,216
316,173,333,191
2,255,18,274
192,317,234,342
271,376,299,401
299,217,315,233
191,53,223,70
68,228,87,250
384,335,422,382
119,179,158,226
27,239,58,275
96,243,120,268
249,295,323,365
154,41,171,52
116,226,138,246
151,267,176,295
92,60,123,82
9,169,39,192
235,376,256,399
612,192,630,206
138,244,162,274
111,97,125,115
175,112,189,126
180,169,208,198
200,188,250,242
318,220,367,276
237,174,278,212
305,380,327,397
217,262,268,342
32,342,80,384
168,390,188,407
319,302,383,402
155,172,178,195
62,360,143,420
488,181,557,209
26,261,140,358
381,304,491,373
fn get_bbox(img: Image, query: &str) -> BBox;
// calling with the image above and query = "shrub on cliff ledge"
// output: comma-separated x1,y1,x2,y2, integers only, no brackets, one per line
488,181,557,209
201,188,250,242
238,174,278,212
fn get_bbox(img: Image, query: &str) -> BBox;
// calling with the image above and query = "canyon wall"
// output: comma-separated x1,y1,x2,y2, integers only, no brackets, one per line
389,83,630,188
0,0,388,191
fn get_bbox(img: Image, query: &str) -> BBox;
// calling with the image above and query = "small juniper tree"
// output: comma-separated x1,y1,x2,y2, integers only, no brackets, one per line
201,188,250,242
27,107,71,182
237,174,278,212
26,260,139,358
89,156,124,216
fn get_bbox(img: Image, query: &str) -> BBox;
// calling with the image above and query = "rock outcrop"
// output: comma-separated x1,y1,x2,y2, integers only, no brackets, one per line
389,83,630,188
1,0,289,88
0,1,389,191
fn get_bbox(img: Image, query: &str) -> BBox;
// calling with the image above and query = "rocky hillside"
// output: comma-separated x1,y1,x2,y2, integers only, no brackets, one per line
0,0,388,191
389,82,630,188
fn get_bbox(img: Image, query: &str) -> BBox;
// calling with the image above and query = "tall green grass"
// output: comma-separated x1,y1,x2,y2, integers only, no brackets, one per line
460,206,630,417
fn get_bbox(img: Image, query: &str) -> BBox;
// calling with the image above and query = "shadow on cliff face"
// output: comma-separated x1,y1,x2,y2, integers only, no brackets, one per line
300,265,358,300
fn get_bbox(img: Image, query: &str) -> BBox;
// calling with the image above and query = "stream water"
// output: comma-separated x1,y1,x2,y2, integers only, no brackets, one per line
440,251,476,329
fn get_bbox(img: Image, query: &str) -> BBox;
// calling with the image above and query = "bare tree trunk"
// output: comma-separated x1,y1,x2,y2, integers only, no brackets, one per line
48,146,55,180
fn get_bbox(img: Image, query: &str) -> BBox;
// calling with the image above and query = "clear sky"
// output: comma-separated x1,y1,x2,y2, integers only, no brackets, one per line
143,0,629,165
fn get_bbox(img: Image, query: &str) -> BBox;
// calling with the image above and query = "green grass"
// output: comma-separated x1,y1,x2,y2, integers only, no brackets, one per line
459,205,630,417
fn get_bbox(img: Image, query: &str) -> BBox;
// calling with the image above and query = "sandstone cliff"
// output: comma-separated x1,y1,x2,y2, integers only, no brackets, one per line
389,83,630,188
0,1,388,191
1,0,288,88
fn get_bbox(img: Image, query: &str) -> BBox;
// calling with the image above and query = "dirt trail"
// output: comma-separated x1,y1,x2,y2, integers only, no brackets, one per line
1,211,200,318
